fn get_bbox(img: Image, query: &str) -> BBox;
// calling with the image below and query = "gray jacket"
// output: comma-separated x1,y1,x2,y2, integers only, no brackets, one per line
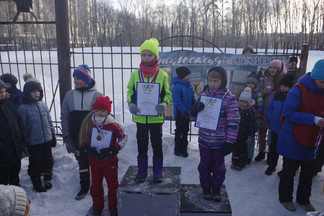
61,86,103,138
18,101,54,145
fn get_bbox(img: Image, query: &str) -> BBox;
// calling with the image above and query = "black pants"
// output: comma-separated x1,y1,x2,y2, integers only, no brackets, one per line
136,123,163,158
28,142,53,186
267,131,279,168
0,161,21,186
279,157,315,204
75,151,90,190
174,115,190,154
232,140,248,167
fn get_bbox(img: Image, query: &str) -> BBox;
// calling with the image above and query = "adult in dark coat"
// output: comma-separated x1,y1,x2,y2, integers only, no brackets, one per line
0,80,28,186
0,73,22,108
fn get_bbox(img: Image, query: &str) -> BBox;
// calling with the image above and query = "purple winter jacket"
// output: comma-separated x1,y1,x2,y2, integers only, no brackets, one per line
196,88,240,149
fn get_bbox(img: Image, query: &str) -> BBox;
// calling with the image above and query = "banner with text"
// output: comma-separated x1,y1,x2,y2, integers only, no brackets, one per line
159,50,289,119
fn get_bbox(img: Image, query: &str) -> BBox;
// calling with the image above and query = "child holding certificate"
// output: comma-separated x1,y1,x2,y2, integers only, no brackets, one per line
79,96,127,216
172,66,196,157
231,87,256,171
127,38,172,183
190,67,240,201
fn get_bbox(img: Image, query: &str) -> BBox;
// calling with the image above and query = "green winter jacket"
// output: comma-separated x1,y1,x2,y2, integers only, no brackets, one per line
127,69,172,124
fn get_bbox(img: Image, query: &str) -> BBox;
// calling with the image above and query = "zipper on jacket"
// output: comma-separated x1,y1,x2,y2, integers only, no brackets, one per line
36,102,46,143
81,92,84,109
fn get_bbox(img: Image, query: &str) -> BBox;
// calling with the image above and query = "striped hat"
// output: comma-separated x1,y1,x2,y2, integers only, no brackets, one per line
72,64,93,85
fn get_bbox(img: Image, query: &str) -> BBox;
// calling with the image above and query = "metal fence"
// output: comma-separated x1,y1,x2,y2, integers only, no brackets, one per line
0,34,302,137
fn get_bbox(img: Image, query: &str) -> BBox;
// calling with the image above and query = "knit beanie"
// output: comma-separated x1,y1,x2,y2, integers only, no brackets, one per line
311,59,324,80
140,38,159,58
207,66,228,89
279,73,295,88
0,79,6,90
0,73,18,86
0,185,28,216
242,45,255,54
176,66,191,79
92,96,112,113
239,87,255,106
73,64,93,85
246,71,258,86
269,59,287,76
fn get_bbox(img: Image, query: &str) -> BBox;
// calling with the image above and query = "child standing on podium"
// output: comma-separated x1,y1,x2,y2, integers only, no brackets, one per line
190,67,240,201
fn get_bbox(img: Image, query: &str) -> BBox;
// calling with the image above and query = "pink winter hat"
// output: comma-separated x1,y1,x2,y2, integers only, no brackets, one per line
269,60,287,77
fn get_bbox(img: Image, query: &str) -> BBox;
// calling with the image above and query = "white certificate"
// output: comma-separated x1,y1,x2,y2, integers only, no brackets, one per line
195,95,223,131
90,128,113,151
136,82,160,116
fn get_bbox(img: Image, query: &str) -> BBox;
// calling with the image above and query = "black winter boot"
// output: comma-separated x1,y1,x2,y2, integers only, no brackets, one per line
265,166,276,175
75,184,89,200
254,151,265,161
31,177,46,192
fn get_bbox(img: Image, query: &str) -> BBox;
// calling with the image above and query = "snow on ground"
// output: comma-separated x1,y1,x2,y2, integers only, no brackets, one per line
12,49,324,215
20,121,324,216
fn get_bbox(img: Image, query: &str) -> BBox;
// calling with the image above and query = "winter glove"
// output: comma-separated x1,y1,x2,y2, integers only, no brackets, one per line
128,103,139,115
51,133,57,148
190,102,205,116
222,142,233,156
246,136,253,146
64,136,76,154
80,145,99,157
182,112,190,120
98,146,119,160
155,102,167,114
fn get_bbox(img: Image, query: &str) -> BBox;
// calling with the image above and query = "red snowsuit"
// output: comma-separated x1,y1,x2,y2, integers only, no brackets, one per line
82,121,127,212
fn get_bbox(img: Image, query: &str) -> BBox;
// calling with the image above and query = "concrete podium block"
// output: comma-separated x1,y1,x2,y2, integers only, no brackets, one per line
180,184,232,216
118,166,181,216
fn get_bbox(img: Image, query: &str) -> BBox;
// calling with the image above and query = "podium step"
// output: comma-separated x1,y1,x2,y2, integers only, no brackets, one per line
180,184,232,215
118,166,182,216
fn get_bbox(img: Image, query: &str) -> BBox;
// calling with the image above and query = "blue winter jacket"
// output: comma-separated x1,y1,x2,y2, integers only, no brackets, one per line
276,73,324,161
267,90,287,134
18,101,54,146
171,77,196,117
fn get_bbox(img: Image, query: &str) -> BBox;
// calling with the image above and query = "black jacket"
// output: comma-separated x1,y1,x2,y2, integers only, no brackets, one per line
0,99,27,166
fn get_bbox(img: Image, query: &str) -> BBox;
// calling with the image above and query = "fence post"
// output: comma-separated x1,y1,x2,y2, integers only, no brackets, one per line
55,0,71,106
299,43,309,76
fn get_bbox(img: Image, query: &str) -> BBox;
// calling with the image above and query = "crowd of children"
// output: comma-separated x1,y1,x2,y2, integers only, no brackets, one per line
1,39,324,216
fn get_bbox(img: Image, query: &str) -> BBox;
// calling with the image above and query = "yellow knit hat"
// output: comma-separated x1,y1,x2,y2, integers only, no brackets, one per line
140,38,159,58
